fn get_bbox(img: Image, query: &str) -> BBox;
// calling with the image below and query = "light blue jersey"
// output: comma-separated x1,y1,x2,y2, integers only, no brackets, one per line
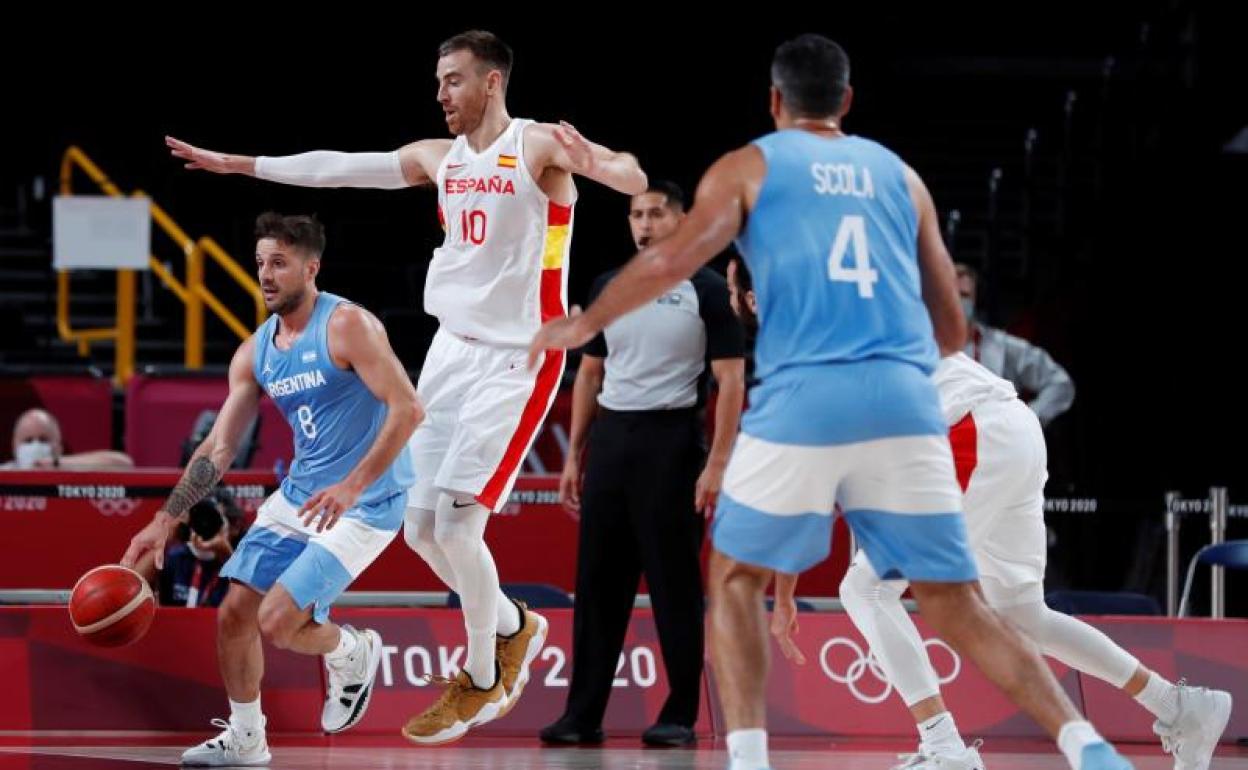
735,131,939,382
252,292,414,528
714,131,974,583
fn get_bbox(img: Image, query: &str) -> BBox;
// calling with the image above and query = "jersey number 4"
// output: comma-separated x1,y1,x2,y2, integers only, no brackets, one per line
828,215,878,298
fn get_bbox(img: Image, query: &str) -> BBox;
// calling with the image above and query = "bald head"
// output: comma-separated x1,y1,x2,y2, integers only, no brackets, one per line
12,409,62,459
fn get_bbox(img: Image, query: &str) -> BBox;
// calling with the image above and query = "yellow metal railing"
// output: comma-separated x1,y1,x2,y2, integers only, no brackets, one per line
58,146,265,383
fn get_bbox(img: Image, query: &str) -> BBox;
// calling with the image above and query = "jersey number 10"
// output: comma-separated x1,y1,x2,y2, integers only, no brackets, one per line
460,210,487,245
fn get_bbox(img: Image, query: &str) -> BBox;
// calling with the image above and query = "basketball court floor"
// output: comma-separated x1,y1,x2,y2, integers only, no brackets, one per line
2,734,1245,769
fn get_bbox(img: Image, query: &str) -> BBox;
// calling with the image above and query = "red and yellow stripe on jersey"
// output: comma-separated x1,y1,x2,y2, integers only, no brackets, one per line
477,200,572,509
539,201,571,322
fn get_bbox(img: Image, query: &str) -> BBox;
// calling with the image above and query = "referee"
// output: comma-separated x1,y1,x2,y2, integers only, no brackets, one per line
540,181,746,747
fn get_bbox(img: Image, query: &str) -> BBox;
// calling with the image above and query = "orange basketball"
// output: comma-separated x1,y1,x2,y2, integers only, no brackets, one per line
68,565,155,647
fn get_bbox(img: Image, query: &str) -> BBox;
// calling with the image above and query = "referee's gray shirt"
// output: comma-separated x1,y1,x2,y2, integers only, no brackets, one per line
585,267,744,411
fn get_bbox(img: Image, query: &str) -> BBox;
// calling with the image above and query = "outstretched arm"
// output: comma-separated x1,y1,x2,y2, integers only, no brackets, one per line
166,136,452,189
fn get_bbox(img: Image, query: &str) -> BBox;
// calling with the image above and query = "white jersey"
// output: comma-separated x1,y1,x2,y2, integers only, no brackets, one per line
932,352,1018,426
426,118,574,347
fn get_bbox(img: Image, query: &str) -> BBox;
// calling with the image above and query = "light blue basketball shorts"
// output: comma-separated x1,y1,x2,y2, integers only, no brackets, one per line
221,490,402,622
712,360,977,582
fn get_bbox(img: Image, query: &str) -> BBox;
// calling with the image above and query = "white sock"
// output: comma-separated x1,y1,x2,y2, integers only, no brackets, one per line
919,711,966,754
727,728,769,770
466,624,498,688
324,626,359,665
497,597,522,638
1134,672,1179,724
1057,720,1104,770
229,697,263,734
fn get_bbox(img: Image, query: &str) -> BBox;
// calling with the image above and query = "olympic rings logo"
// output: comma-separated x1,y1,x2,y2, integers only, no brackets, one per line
819,636,961,704
89,498,140,517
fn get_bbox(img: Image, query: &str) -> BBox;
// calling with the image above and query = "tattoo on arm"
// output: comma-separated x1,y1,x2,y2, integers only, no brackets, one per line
163,456,222,518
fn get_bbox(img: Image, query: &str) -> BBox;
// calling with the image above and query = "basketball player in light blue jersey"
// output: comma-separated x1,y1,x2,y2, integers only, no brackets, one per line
531,34,1131,770
123,213,421,766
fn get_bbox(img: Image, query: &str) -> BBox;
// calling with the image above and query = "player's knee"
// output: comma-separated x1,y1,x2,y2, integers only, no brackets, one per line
257,600,297,649
912,581,985,638
433,519,478,558
996,601,1049,641
217,588,258,639
839,561,878,609
708,551,769,600
403,515,437,556
840,560,905,614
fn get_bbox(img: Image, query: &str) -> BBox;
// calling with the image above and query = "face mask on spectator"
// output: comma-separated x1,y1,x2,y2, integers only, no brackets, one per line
188,542,218,562
15,440,53,469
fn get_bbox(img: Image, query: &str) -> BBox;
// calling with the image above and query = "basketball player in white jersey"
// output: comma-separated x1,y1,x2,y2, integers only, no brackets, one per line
166,30,647,743
768,351,1234,770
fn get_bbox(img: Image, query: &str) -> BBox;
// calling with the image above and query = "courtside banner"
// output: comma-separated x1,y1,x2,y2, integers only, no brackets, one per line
0,606,316,732
0,473,579,592
708,612,1076,739
0,471,857,595
0,607,711,736
1075,616,1248,742
706,613,1248,743
0,471,275,590
1,607,1242,742
327,608,713,736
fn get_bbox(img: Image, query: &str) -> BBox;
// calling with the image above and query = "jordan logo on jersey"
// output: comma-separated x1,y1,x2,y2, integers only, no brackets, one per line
266,369,327,398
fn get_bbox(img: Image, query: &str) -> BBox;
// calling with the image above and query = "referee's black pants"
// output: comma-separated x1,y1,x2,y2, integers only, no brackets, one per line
562,406,707,729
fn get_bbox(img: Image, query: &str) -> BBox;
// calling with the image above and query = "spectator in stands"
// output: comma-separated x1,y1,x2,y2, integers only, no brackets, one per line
158,488,246,608
134,486,246,608
957,263,1075,426
2,408,134,470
